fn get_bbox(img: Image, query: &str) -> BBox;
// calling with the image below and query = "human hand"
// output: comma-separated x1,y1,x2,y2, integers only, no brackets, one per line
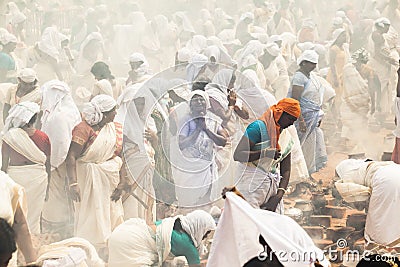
69,184,81,202
196,117,207,130
227,90,237,106
144,129,157,142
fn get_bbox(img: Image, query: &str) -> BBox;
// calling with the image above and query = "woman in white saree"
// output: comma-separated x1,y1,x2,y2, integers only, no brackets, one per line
108,210,215,267
66,94,125,250
0,171,36,266
335,159,400,254
40,80,81,238
171,90,228,207
2,101,51,235
114,82,160,222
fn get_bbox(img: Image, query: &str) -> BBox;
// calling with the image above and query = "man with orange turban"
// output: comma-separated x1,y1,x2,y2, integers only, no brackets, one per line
233,98,301,211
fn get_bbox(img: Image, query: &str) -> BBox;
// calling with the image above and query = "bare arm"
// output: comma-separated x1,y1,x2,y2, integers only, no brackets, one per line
234,105,250,119
204,126,227,147
13,204,37,263
65,142,84,202
278,153,291,192
179,128,202,150
1,142,10,173
233,134,279,162
397,64,400,97
3,103,11,124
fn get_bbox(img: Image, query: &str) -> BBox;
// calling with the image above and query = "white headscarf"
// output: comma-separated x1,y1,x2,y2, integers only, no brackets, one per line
115,83,162,152
180,210,216,253
236,69,277,118
40,80,81,168
189,90,211,110
82,94,116,126
3,101,40,134
186,53,208,82
186,35,208,53
38,27,69,61
375,17,390,28
297,49,319,65
6,2,26,25
205,69,234,111
18,68,37,83
0,31,17,45
335,159,369,184
129,52,151,76
264,42,280,57
331,28,346,44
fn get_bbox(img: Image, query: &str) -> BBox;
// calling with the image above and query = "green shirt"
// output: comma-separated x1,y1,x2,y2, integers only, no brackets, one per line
155,220,200,264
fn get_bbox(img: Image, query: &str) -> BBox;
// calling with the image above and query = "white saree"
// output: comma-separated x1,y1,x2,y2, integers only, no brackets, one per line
3,128,47,234
74,122,124,248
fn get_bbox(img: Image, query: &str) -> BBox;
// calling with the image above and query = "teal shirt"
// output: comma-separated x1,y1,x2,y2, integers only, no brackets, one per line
244,120,270,150
155,220,200,264
0,52,15,71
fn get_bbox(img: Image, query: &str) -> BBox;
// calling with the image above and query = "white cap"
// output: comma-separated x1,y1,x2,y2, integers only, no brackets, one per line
264,42,280,57
18,68,37,83
297,50,319,65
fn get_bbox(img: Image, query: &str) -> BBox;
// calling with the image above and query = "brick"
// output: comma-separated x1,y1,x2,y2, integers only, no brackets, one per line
325,205,347,219
310,215,332,228
303,226,324,239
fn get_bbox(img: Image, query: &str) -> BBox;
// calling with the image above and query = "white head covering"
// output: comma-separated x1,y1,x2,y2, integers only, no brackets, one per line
264,42,280,57
82,94,116,126
375,17,391,28
218,29,241,45
239,12,254,22
129,52,151,76
3,101,40,134
38,27,69,61
302,18,315,29
314,44,327,55
297,49,319,65
173,11,195,33
7,2,26,25
207,193,330,267
18,68,37,83
177,47,192,62
205,69,234,111
335,159,369,184
186,35,208,53
40,80,81,168
0,32,17,45
297,42,315,52
115,82,163,152
333,17,343,26
180,210,216,253
186,53,208,82
189,89,211,110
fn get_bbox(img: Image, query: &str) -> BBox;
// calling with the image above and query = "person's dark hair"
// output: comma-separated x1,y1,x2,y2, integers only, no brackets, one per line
356,254,400,267
90,61,115,80
0,218,17,255
192,81,210,91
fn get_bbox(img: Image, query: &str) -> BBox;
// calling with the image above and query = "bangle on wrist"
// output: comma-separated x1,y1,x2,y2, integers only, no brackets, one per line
229,105,235,110
277,187,287,194
69,182,78,188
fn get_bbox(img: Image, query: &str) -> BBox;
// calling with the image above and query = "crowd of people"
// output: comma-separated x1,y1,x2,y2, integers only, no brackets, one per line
1,0,400,266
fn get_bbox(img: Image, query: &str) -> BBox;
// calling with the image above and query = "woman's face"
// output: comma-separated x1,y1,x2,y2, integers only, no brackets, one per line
134,97,145,116
102,107,117,124
301,61,317,73
277,112,298,129
190,94,207,116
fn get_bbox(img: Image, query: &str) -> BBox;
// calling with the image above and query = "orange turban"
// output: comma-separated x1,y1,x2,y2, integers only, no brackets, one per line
259,98,301,150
